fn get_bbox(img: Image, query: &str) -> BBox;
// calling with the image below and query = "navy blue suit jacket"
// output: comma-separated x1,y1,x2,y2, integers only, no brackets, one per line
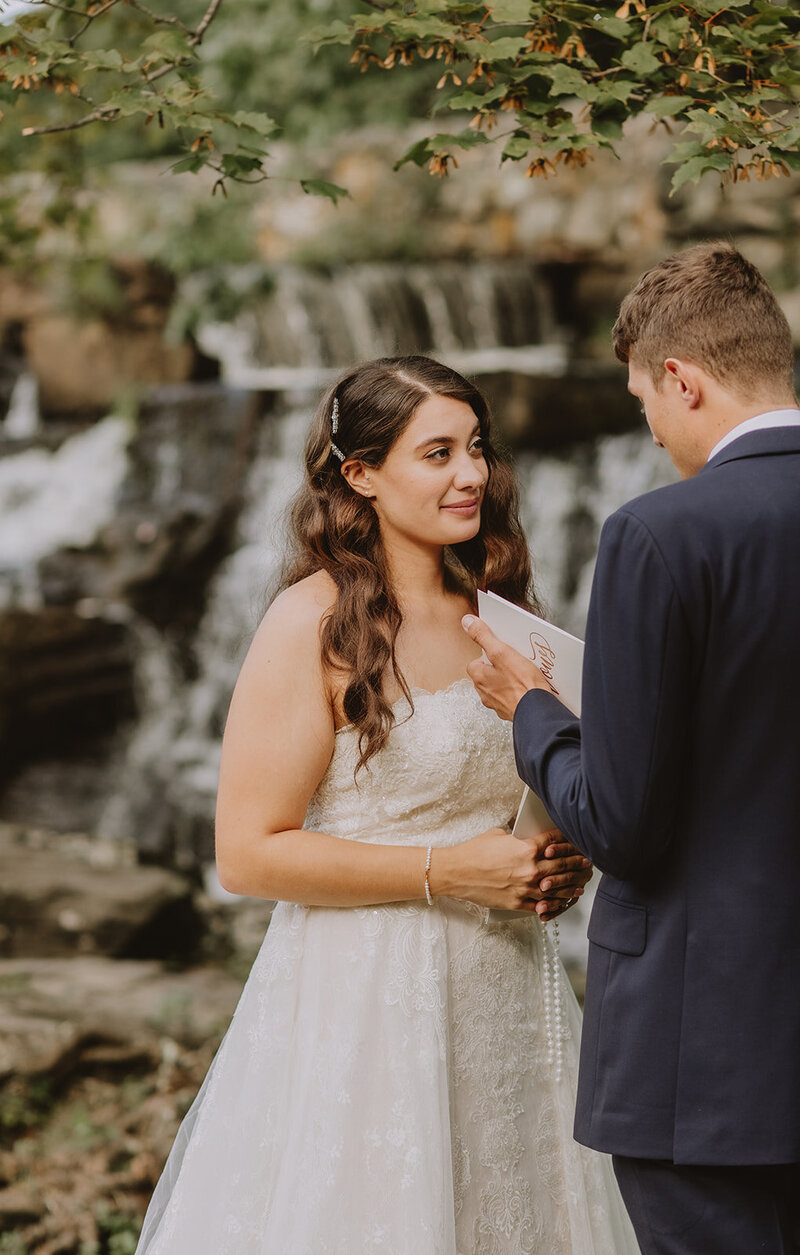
513,427,800,1165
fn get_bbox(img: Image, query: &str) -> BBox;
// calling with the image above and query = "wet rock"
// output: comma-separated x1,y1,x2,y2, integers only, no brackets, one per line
0,348,25,427
478,363,642,451
37,382,260,632
0,955,242,1066
224,897,272,965
0,1010,86,1084
0,383,259,804
0,1182,45,1226
25,312,195,418
14,259,198,420
0,824,203,960
0,755,125,839
0,607,135,780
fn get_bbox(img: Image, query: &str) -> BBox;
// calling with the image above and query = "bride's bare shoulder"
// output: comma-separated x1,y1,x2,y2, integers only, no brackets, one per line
251,571,337,660
269,571,337,622
226,573,338,740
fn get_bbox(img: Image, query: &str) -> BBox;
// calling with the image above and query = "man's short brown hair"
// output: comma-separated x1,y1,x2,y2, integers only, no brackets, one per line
612,242,795,398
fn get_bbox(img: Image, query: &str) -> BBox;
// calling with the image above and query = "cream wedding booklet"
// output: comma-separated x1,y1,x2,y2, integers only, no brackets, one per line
475,590,584,920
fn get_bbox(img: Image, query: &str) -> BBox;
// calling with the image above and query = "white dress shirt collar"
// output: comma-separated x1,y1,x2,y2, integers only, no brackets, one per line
707,408,800,464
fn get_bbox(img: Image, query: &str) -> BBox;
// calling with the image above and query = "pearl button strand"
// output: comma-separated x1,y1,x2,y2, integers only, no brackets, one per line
542,918,567,1082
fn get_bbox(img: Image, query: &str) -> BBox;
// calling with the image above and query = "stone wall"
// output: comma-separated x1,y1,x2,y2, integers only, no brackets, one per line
0,260,203,421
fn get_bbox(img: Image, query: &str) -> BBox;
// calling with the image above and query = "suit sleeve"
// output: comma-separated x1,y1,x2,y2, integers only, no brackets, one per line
513,508,691,879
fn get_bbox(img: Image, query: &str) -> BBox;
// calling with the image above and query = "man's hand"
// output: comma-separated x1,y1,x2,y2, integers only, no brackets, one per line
462,614,554,721
432,827,592,915
535,836,593,920
531,830,593,919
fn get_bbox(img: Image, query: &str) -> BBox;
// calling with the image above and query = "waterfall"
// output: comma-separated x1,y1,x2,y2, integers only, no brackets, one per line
0,416,130,607
95,394,312,865
195,259,567,387
4,371,40,439
0,257,678,968
517,432,676,635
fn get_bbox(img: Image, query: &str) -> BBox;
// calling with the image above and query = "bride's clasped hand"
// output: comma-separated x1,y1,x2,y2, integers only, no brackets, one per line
428,825,591,918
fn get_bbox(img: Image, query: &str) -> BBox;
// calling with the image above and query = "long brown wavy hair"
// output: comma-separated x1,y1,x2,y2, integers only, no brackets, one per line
280,355,542,772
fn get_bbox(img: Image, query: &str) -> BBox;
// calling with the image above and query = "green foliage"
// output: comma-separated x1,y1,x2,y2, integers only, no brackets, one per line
299,178,350,205
166,264,275,340
0,1,439,179
0,1,281,197
0,0,796,281
327,0,799,191
88,1205,141,1255
200,0,440,142
0,1234,28,1255
0,1074,55,1138
396,126,489,173
0,0,446,268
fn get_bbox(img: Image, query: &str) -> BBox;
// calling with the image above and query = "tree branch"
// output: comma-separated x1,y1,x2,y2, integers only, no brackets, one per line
68,0,122,47
126,0,192,37
22,104,119,134
141,58,191,86
18,0,227,138
191,0,223,46
35,1,93,16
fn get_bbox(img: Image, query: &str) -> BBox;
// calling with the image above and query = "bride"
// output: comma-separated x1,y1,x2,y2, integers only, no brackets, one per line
135,355,639,1254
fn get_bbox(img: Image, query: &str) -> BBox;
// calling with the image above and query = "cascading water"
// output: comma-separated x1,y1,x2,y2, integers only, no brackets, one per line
196,258,567,388
96,394,312,865
0,416,130,607
4,371,40,440
516,432,676,635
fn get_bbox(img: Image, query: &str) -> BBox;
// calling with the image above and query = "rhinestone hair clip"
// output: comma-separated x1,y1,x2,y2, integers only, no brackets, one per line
330,396,345,462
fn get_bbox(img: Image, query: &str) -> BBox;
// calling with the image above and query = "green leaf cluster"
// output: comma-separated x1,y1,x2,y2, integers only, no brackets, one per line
0,0,796,275
0,2,280,204
2,0,408,252
329,0,799,192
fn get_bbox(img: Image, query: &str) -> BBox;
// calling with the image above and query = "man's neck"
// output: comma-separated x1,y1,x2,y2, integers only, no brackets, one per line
701,395,799,463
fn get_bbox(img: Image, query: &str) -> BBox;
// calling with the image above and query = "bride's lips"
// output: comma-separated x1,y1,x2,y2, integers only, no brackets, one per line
441,499,480,516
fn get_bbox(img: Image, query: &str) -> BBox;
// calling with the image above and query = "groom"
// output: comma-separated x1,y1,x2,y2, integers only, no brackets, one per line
463,243,800,1254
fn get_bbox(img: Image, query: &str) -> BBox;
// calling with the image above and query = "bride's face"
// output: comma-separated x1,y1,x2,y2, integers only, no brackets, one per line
344,394,489,549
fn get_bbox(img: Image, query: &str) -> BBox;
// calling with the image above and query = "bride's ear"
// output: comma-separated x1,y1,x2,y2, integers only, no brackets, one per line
340,459,376,501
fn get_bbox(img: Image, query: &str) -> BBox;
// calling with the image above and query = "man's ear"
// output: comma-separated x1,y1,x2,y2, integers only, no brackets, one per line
340,459,375,500
664,358,703,410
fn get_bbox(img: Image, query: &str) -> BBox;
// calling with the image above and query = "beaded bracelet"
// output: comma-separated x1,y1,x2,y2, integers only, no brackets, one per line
424,845,434,907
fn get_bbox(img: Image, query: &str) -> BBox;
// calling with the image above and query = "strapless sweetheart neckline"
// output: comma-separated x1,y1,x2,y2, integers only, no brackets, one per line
334,674,477,736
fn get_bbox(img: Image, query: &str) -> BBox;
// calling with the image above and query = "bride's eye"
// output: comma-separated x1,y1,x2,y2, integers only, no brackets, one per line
426,447,450,461
469,438,485,454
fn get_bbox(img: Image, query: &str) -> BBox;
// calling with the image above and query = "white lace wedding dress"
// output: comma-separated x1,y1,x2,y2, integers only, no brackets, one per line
135,678,639,1255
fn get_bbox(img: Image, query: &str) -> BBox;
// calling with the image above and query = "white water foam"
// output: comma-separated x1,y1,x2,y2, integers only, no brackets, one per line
0,415,130,572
